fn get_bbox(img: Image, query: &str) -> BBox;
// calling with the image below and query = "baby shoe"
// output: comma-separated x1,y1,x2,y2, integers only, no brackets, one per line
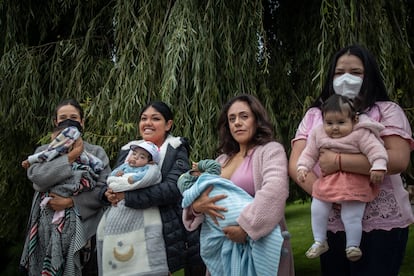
345,246,362,261
305,241,329,258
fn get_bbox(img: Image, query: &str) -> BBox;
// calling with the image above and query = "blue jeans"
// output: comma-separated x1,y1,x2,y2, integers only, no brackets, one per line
320,227,409,276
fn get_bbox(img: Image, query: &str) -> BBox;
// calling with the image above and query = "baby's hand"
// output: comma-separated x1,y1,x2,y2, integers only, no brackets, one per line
297,169,308,183
370,170,385,184
128,176,134,184
116,171,124,177
21,159,30,169
190,161,202,176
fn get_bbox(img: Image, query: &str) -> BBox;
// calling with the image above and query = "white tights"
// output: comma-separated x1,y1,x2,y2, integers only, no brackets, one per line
311,198,366,248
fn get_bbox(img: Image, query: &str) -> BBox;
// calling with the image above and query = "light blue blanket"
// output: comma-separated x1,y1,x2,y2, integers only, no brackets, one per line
181,173,284,276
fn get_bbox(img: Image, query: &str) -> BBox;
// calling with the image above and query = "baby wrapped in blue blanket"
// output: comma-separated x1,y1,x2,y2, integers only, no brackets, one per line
178,159,288,276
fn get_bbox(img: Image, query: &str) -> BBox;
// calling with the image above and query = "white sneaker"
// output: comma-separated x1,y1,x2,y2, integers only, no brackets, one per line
305,241,329,258
346,246,362,261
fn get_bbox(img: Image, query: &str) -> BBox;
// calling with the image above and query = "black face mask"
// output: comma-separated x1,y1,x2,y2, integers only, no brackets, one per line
57,119,83,133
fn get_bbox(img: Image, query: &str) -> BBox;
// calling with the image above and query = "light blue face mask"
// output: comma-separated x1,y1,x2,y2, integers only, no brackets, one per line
333,73,363,99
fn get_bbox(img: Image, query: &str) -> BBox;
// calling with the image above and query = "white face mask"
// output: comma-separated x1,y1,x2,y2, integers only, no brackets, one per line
333,73,363,99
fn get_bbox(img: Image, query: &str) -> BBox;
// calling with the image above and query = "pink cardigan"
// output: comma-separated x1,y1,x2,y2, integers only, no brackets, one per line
183,141,295,276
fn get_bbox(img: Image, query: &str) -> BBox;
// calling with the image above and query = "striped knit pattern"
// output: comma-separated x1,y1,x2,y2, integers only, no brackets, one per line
28,222,38,256
20,192,86,276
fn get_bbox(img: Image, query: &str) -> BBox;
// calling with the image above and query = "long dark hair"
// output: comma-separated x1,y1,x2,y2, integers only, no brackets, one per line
217,94,274,156
312,44,390,111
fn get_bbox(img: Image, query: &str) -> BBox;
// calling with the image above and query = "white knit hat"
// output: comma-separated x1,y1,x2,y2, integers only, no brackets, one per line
130,141,160,164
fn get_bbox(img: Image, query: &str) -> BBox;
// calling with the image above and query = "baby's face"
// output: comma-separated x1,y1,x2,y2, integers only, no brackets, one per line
128,148,150,167
323,111,354,138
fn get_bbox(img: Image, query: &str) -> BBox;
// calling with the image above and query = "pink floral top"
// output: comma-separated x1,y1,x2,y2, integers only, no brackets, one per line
292,101,414,232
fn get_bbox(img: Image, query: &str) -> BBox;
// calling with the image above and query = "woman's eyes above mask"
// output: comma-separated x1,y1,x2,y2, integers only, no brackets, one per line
58,115,80,121
334,71,363,77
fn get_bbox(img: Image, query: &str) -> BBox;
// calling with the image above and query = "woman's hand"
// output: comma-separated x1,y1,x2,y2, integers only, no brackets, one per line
318,149,340,176
320,148,373,176
105,188,125,206
223,225,247,243
192,185,227,225
48,193,74,211
67,137,84,164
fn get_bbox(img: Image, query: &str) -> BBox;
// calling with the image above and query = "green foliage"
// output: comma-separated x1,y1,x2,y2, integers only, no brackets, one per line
0,0,413,274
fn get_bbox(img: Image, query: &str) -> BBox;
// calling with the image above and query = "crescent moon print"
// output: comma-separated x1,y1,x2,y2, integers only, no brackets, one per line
113,245,134,262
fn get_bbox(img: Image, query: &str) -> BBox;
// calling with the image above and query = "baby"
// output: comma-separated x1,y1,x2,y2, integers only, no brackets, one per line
297,94,388,261
106,141,162,192
110,141,160,184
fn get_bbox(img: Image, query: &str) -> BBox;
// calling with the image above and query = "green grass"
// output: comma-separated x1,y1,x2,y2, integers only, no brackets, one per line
286,200,414,276
174,201,414,276
285,201,320,275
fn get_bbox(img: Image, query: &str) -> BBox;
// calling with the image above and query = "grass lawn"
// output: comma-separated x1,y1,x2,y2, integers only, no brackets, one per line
285,200,413,276
174,201,414,276
285,200,320,276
